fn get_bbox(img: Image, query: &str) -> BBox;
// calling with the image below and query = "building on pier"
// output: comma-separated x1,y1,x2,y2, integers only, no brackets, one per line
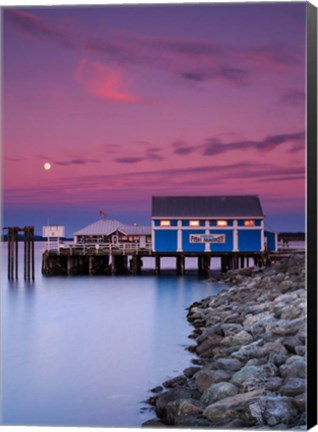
152,195,276,253
73,219,152,248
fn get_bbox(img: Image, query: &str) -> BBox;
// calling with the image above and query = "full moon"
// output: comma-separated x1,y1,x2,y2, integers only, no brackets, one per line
44,162,51,170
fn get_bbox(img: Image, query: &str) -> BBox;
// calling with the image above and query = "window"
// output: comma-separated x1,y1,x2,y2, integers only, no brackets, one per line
217,220,228,227
244,220,255,227
189,220,200,227
160,220,171,227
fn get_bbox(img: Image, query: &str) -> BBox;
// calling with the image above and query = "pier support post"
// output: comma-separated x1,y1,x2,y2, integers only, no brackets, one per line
203,255,210,275
155,256,161,275
89,256,94,275
221,256,227,273
130,255,143,275
240,256,245,269
112,255,128,274
233,254,239,270
176,255,185,275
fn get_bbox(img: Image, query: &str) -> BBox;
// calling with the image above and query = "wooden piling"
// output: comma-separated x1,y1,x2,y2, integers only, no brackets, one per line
155,255,161,275
176,255,185,275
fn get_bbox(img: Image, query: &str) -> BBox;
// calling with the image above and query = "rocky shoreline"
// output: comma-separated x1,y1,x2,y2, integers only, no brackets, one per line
143,254,306,429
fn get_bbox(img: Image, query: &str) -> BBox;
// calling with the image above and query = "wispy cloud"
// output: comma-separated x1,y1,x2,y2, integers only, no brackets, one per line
53,158,100,166
114,146,164,164
5,9,302,89
75,58,143,102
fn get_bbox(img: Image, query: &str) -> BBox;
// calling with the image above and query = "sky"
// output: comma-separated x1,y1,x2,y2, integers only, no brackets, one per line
2,2,306,236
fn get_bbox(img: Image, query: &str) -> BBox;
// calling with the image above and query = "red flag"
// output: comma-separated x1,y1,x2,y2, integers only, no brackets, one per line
99,210,106,217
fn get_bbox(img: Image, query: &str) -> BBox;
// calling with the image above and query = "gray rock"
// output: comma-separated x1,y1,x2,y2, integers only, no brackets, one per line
195,368,231,393
294,393,306,411
200,381,239,405
295,345,306,356
183,366,200,378
267,318,305,337
231,365,267,387
165,398,203,425
163,375,187,388
279,356,306,379
203,389,264,425
214,358,243,372
249,396,298,426
155,387,194,419
141,418,165,427
196,334,223,356
151,386,163,393
280,377,306,397
269,352,289,367
221,330,253,347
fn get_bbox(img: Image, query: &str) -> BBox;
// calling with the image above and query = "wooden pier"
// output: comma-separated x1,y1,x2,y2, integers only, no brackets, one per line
41,243,271,276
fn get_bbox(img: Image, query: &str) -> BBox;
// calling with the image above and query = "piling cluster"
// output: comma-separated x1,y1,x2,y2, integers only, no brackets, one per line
143,254,306,429
6,226,35,280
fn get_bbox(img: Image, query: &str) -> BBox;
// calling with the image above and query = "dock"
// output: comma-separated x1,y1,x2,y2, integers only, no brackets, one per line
41,242,271,276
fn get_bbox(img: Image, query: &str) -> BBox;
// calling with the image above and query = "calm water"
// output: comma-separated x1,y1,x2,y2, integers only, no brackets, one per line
1,243,226,427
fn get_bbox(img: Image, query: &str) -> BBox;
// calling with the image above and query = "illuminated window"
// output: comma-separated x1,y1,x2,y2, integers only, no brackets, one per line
189,220,200,227
244,220,255,227
217,220,228,227
160,220,171,227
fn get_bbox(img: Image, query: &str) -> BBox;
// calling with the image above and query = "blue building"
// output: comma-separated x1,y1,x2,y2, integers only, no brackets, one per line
152,195,276,253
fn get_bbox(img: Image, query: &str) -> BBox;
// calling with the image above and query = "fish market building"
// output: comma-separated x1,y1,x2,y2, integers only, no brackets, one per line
152,195,276,253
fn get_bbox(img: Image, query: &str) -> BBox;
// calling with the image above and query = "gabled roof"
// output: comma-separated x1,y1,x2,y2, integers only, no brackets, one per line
73,219,122,236
73,220,151,236
118,225,151,235
152,195,264,218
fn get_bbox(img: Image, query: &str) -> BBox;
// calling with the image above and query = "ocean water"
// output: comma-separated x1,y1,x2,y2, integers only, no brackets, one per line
1,243,226,427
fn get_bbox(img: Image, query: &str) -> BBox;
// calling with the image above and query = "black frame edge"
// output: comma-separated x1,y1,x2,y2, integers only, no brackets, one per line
307,1,318,429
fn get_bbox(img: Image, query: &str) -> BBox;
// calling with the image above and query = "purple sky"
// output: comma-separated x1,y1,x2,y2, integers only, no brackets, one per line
3,3,306,236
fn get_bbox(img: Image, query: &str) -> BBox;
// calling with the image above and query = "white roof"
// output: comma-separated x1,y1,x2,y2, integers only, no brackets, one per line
74,219,122,236
74,220,151,236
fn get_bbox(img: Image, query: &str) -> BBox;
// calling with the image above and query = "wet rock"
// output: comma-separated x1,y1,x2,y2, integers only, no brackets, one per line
294,393,306,411
163,375,187,388
141,418,165,427
165,398,203,425
183,366,200,378
200,381,239,405
155,387,194,419
196,334,223,356
150,386,163,394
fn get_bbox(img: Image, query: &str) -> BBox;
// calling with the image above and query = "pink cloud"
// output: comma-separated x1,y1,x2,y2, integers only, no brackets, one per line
75,59,142,103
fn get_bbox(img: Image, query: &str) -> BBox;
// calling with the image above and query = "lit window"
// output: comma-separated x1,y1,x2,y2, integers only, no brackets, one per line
217,220,228,227
160,220,171,227
244,220,255,227
189,220,200,227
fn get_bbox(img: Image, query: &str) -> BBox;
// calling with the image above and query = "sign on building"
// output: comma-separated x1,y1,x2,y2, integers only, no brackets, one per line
42,226,65,238
190,234,226,244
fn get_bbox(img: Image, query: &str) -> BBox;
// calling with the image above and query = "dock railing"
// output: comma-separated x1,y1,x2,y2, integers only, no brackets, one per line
45,241,153,255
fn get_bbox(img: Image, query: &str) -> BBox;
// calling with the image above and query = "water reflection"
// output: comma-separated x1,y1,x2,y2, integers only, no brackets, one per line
2,243,227,427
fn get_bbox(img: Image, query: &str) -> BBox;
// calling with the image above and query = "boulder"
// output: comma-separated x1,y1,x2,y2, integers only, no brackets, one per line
267,318,305,337
155,387,194,419
203,389,264,425
195,368,231,393
165,398,203,425
280,377,306,397
231,365,267,387
279,356,306,379
163,375,187,388
183,366,200,378
249,396,298,426
214,358,243,372
221,330,253,347
201,381,239,405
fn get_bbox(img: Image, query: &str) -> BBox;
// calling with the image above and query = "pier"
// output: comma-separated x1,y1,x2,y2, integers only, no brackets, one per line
41,243,270,276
